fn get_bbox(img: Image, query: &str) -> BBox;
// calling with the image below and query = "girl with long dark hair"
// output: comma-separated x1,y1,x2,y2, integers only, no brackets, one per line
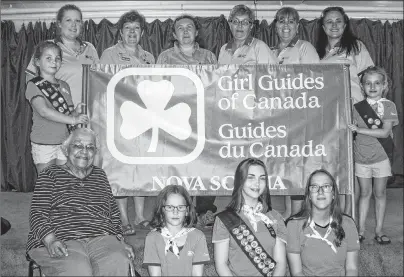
213,158,286,276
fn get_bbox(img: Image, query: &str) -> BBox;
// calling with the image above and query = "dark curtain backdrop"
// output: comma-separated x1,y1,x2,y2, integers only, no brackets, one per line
1,16,403,192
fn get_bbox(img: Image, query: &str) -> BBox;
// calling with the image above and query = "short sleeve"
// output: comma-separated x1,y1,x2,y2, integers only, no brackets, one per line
343,216,360,252
26,55,38,83
383,101,399,126
212,216,230,243
270,210,287,244
100,48,115,64
300,41,320,64
286,219,301,253
143,232,161,266
217,44,228,64
208,51,218,64
145,52,155,64
256,41,277,64
87,42,100,63
58,80,74,109
192,231,210,264
355,41,374,74
25,82,43,103
156,52,167,64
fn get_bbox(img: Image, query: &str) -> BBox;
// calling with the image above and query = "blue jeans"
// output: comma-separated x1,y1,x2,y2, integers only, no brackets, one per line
28,235,131,276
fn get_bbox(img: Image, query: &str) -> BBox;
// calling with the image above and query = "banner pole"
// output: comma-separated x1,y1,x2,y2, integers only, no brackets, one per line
82,64,89,128
344,64,356,220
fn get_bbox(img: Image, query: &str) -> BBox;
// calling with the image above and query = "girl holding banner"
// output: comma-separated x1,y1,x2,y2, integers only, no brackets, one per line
286,169,360,276
348,66,398,245
212,158,287,276
26,41,88,174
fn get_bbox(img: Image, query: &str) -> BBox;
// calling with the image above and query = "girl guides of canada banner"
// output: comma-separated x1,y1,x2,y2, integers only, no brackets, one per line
84,64,354,196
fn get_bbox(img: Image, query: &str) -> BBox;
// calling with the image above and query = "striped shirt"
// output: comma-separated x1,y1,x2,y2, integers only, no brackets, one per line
26,165,122,252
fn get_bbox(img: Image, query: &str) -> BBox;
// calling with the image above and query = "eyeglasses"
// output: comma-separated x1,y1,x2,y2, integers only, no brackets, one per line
309,184,333,193
163,205,188,212
70,143,97,152
230,19,252,27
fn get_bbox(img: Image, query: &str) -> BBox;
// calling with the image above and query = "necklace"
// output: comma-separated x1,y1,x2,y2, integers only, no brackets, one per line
314,222,330,228
64,163,92,179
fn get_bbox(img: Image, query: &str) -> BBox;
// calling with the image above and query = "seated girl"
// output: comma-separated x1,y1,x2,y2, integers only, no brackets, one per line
286,169,359,276
143,185,210,276
212,158,287,276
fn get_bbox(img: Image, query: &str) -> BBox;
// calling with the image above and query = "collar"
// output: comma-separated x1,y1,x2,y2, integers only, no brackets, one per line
326,41,341,52
173,41,200,55
116,40,144,55
225,36,254,50
54,36,86,47
271,35,299,50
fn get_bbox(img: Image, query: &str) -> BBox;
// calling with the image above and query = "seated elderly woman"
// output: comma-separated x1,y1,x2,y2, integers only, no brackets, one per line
218,4,277,64
26,128,134,276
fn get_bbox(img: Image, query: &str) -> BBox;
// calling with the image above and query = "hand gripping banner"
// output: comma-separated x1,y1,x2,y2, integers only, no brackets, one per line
85,64,353,196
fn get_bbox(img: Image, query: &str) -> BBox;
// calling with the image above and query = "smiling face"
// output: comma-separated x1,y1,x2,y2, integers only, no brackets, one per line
65,131,97,170
276,15,298,43
58,9,83,41
361,73,386,100
322,10,346,40
229,13,252,42
163,193,188,228
309,172,334,211
173,18,198,47
35,47,62,77
242,165,267,206
121,21,142,47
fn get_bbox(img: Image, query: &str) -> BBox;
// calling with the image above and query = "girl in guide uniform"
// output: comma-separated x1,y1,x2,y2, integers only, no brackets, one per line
286,169,360,276
213,158,287,276
347,66,399,245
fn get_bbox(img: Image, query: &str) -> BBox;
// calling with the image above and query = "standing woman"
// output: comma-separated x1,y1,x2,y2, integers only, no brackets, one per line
316,6,374,214
100,10,155,65
271,7,320,220
286,169,359,276
156,14,217,228
316,6,374,104
218,4,277,65
271,7,319,65
100,10,155,235
212,158,287,276
26,4,100,106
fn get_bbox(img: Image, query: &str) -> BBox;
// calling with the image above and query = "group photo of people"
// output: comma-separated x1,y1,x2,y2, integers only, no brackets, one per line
1,0,403,276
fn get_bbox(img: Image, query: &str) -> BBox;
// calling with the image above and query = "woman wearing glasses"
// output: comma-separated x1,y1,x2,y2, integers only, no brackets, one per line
286,169,359,276
26,128,135,276
143,185,210,276
218,4,277,64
